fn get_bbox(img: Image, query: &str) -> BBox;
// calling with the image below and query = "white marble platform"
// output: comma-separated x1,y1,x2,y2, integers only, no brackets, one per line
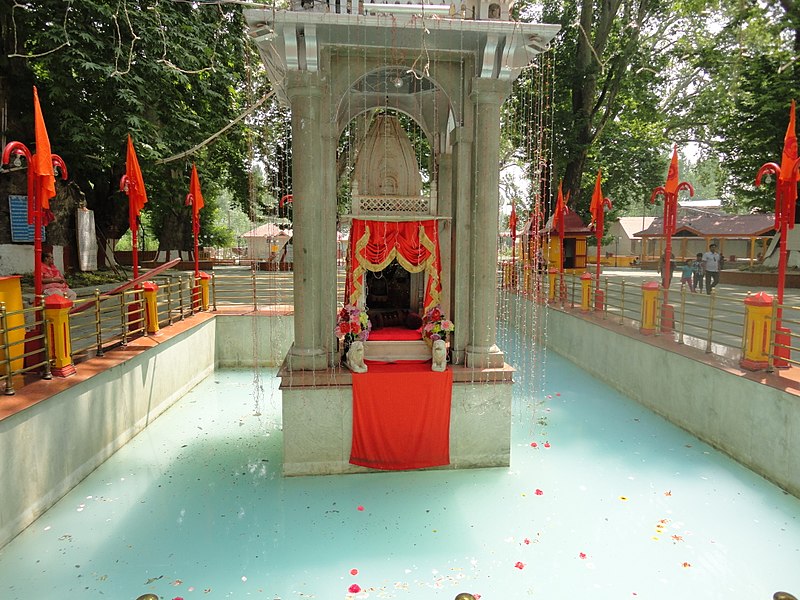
363,339,430,362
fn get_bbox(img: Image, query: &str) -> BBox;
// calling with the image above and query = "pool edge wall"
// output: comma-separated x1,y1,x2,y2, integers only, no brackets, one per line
0,319,217,550
507,295,800,499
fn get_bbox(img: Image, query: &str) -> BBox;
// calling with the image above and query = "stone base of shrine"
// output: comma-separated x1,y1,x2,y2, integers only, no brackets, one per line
277,364,514,476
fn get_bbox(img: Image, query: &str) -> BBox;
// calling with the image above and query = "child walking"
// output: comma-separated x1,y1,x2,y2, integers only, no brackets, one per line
680,259,696,292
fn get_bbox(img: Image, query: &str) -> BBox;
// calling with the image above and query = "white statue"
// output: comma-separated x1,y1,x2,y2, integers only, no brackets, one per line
431,339,447,372
345,340,368,373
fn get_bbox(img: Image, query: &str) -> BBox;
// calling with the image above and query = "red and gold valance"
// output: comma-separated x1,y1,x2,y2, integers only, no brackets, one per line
345,219,442,314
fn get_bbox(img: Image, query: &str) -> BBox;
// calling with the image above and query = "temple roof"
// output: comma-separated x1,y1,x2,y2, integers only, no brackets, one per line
529,207,593,236
635,211,776,238
242,223,293,239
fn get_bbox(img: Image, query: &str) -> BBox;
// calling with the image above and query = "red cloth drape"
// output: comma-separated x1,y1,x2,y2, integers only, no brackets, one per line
346,219,442,314
350,363,451,470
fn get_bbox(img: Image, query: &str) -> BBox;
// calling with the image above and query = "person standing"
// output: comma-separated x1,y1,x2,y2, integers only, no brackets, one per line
680,259,696,292
692,252,705,293
702,244,722,294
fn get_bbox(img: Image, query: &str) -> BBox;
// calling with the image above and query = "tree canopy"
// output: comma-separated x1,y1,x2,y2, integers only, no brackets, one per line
0,0,267,253
2,0,798,254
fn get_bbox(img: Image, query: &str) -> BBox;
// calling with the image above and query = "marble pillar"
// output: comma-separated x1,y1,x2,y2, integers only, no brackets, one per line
466,77,511,369
450,126,473,365
285,71,328,370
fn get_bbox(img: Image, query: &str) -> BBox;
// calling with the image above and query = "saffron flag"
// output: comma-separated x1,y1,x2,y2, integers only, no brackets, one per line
509,202,517,242
189,163,205,234
590,170,604,228
553,180,567,229
31,86,56,220
125,135,148,220
664,145,679,195
780,100,798,211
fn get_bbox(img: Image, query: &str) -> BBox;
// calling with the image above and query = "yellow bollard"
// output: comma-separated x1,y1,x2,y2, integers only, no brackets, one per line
580,272,593,312
740,291,773,370
639,281,660,336
0,276,26,376
45,294,76,377
198,272,211,310
143,281,160,335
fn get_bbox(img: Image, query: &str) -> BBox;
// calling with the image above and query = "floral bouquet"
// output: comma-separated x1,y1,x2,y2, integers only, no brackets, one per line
421,304,454,346
335,304,372,345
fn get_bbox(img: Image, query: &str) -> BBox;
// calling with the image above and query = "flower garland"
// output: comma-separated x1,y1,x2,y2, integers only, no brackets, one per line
421,304,454,344
335,304,372,345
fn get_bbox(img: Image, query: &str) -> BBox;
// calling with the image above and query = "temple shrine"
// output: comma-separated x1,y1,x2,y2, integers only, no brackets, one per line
243,1,559,475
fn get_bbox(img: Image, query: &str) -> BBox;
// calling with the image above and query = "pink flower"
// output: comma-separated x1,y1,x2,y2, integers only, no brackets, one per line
350,568,358,575
357,505,364,511
530,442,538,448
535,489,543,495
349,583,361,593
514,561,525,569
544,442,551,448
579,552,587,560
523,538,531,545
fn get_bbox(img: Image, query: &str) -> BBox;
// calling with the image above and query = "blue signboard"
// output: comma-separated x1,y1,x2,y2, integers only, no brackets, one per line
8,195,46,243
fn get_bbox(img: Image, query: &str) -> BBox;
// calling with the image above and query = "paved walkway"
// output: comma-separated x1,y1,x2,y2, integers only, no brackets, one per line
597,266,800,304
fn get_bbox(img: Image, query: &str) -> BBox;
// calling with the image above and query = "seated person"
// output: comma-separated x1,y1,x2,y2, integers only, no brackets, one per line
41,252,77,301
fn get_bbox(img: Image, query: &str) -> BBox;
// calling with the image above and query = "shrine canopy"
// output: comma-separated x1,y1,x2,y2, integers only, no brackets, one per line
346,219,442,314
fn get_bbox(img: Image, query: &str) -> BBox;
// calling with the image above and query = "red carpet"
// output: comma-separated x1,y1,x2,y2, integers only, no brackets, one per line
368,326,422,341
350,363,452,470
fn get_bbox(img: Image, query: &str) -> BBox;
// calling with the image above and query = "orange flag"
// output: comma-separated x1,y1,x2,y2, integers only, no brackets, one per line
189,163,205,234
553,180,567,229
32,86,56,218
125,135,148,220
664,145,679,195
509,202,517,241
590,170,604,227
780,100,798,207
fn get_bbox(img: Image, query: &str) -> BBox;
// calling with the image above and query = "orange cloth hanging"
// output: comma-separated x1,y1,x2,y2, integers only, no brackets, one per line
350,363,451,470
346,219,442,313
31,86,56,224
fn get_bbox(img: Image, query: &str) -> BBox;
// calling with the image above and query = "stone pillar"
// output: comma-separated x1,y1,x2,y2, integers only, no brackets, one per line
437,151,453,319
286,71,327,371
466,77,511,369
321,121,339,366
450,126,473,365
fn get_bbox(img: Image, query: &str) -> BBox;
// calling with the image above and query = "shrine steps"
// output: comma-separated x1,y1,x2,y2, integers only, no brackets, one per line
364,339,430,363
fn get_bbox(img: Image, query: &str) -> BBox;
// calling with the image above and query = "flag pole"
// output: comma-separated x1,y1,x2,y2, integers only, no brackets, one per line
755,100,798,346
651,146,694,313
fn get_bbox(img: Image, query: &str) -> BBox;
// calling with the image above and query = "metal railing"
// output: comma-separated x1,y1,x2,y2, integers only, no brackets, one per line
768,300,800,371
498,260,788,368
1,301,52,395
4,258,798,395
